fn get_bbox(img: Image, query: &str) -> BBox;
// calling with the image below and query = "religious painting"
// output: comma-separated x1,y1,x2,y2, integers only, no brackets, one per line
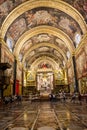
55,69,64,81
21,34,68,52
8,18,27,42
55,38,69,54
1,0,87,31
63,0,87,23
19,34,69,60
37,47,49,52
59,16,76,36
31,34,52,43
20,40,32,55
38,62,52,69
3,6,82,47
27,71,35,81
37,72,53,96
0,1,9,26
20,33,53,56
0,0,6,4
25,7,81,42
76,50,86,78
67,65,74,84
0,0,24,26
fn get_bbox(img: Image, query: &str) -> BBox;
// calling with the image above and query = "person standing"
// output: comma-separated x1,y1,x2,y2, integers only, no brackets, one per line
78,92,82,105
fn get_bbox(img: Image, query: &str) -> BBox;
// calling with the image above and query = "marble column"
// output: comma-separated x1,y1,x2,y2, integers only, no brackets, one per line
72,55,79,92
13,58,17,95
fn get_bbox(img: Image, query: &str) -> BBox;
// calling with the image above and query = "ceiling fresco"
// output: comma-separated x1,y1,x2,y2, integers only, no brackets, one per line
26,53,63,67
20,43,65,69
31,57,61,71
0,0,87,71
6,7,82,44
22,46,65,68
19,34,69,57
0,0,87,26
38,62,52,69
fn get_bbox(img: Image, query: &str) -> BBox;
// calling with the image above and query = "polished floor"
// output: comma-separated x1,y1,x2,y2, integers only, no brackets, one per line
0,99,87,130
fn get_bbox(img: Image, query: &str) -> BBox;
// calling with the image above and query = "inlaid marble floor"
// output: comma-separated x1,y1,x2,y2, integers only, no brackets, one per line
0,100,87,130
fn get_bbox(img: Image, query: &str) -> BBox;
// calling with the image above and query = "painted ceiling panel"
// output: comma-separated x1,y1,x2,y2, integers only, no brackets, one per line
0,0,87,26
24,47,65,64
20,39,32,54
19,33,69,57
8,18,27,42
6,7,82,45
38,61,52,69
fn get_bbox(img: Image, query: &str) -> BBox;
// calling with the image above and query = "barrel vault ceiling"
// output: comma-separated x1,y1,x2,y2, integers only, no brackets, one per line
0,0,87,71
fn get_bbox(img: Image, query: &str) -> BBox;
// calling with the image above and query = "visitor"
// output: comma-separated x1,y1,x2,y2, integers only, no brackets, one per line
62,91,66,102
49,93,53,101
16,94,22,105
71,92,76,103
59,91,63,102
78,92,82,105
